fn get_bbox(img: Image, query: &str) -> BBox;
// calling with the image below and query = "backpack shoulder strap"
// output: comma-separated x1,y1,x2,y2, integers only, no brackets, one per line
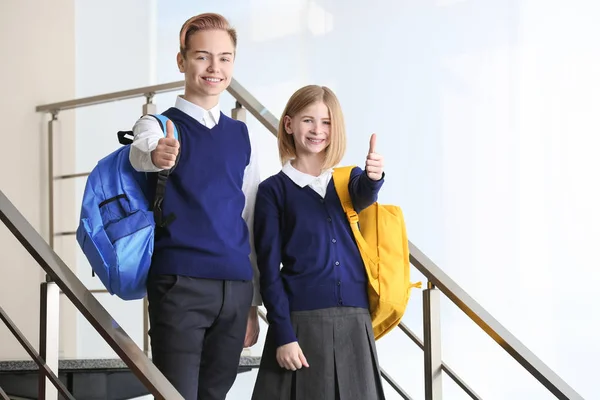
148,113,180,228
332,166,355,215
149,114,180,141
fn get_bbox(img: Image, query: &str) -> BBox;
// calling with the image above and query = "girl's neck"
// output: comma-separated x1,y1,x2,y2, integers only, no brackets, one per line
291,154,326,177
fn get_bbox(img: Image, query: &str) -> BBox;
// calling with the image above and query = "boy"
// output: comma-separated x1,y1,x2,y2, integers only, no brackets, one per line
129,13,261,399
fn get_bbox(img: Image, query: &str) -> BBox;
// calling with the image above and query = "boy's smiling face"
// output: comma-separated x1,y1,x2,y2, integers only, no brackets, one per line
177,29,235,108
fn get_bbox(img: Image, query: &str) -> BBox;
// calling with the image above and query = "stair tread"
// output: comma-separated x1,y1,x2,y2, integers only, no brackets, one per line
0,356,261,373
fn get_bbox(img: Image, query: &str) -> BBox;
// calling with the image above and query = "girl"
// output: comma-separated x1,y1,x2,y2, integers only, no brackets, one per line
252,85,386,400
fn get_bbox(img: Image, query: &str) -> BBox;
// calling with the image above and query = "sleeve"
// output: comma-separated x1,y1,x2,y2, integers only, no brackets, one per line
241,125,262,306
348,167,385,213
128,115,165,172
253,182,297,347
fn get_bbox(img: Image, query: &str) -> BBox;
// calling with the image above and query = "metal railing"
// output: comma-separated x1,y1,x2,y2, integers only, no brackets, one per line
32,78,585,400
0,190,184,399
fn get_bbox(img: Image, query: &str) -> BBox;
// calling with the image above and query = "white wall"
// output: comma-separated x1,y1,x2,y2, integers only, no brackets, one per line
67,0,599,399
72,0,157,358
0,0,76,360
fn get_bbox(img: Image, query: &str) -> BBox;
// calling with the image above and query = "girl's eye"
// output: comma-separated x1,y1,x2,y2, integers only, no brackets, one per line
323,121,331,125
303,119,312,123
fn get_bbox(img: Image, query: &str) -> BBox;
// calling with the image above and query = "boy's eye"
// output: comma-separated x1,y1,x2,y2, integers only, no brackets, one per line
303,119,313,123
221,58,231,62
197,56,207,60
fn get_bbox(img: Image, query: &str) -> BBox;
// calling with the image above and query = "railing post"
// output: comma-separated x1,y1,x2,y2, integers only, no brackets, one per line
143,297,150,357
48,112,58,250
141,94,155,358
143,93,157,115
233,97,250,358
39,282,60,400
42,112,61,399
423,281,443,399
231,101,247,122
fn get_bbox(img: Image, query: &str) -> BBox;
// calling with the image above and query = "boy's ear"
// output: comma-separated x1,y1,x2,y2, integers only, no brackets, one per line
284,116,293,134
176,52,185,72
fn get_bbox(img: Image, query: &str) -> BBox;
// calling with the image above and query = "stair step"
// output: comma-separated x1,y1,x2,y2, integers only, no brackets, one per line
0,356,261,373
0,357,261,399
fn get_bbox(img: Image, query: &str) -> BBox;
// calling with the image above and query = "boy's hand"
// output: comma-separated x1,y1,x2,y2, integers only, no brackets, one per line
365,133,384,181
244,306,260,347
276,341,309,371
151,120,179,170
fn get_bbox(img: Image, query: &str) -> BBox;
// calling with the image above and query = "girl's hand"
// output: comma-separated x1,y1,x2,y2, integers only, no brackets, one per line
365,133,384,181
276,341,310,371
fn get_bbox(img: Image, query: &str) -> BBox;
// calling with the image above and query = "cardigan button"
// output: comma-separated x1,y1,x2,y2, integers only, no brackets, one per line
335,261,340,266
331,238,337,243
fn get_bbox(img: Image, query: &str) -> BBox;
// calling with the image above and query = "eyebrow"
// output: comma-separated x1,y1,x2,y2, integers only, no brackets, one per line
194,50,234,56
300,115,330,120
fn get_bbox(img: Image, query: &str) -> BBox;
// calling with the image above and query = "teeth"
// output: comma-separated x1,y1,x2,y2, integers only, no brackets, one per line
204,78,221,82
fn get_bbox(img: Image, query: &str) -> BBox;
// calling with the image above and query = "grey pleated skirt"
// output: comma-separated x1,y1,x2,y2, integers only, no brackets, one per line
251,307,386,400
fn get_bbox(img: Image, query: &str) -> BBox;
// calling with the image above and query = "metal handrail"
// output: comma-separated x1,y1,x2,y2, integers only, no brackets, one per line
35,78,278,136
408,244,584,400
0,190,184,400
0,385,8,400
398,322,481,399
0,306,75,399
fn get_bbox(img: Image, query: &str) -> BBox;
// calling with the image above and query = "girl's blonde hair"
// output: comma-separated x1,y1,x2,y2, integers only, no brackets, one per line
179,13,237,57
278,85,347,170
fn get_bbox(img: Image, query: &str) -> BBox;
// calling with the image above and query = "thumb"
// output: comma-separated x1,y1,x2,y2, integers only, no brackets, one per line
299,348,309,368
165,120,176,139
369,133,377,154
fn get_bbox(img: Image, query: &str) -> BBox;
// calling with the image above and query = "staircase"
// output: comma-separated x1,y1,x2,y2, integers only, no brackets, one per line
0,79,586,399
0,357,260,399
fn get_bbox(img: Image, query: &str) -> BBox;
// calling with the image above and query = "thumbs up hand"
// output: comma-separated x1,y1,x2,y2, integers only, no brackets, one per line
151,119,180,170
365,133,384,181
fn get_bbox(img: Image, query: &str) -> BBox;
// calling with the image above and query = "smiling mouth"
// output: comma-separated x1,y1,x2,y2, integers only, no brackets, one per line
203,77,223,83
308,138,325,144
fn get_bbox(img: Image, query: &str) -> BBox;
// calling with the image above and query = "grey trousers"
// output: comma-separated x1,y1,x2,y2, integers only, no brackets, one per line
147,274,253,400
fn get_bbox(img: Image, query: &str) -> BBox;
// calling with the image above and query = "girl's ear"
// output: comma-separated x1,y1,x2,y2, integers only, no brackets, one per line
284,115,293,134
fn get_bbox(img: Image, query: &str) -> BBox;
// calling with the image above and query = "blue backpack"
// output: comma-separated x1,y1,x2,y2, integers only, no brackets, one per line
76,114,180,300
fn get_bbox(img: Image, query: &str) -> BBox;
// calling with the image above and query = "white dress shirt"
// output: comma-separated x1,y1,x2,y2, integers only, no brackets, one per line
129,95,262,306
282,160,333,198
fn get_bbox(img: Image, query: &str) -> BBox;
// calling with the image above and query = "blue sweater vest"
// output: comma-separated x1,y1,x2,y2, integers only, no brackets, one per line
147,107,253,281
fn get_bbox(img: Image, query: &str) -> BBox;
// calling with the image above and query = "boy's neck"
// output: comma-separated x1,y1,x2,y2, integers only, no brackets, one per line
182,92,219,111
291,154,326,177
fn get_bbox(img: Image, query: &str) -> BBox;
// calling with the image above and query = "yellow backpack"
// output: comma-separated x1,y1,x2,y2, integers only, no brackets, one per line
333,166,420,340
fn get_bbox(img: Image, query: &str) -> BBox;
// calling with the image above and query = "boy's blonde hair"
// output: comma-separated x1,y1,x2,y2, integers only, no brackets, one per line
278,85,347,170
179,13,237,57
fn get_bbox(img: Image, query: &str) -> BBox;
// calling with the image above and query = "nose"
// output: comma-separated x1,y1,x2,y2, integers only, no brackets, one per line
207,59,218,73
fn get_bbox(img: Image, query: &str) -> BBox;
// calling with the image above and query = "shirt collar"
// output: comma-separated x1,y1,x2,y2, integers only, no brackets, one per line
282,160,333,188
175,95,221,126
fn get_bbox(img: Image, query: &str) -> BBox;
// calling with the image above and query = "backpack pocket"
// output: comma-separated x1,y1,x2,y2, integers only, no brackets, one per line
77,209,155,300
